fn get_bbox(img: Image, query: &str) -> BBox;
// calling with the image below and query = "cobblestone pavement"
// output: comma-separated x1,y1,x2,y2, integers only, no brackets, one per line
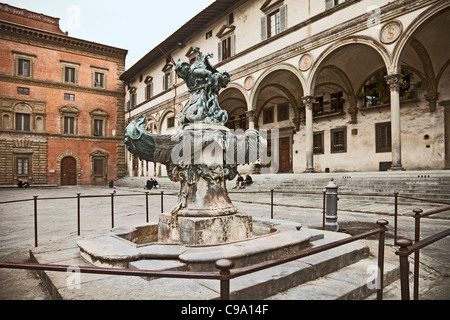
0,185,449,300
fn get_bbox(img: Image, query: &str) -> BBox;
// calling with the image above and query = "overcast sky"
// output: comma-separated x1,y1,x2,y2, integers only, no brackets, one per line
6,0,215,68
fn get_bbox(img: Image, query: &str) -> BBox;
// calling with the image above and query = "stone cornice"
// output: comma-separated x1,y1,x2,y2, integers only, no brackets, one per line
0,73,124,98
0,19,127,62
0,129,123,143
220,0,439,79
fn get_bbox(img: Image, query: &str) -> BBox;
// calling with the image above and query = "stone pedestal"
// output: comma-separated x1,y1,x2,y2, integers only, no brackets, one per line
158,213,252,245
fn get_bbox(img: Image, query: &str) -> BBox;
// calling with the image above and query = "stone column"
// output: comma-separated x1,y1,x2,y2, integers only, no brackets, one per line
246,110,257,173
245,110,256,129
143,160,148,177
138,159,142,177
302,96,314,173
385,74,404,171
127,151,133,177
440,100,450,169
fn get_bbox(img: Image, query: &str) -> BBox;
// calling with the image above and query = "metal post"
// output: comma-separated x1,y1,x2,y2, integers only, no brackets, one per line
270,189,274,219
33,195,38,247
376,219,388,300
325,179,339,232
215,259,234,300
413,208,423,300
396,238,413,300
394,192,398,245
160,191,164,213
77,193,81,236
145,192,149,223
322,189,326,230
111,193,114,229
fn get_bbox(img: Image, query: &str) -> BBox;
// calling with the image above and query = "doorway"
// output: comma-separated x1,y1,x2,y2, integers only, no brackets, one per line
279,137,291,173
61,156,77,185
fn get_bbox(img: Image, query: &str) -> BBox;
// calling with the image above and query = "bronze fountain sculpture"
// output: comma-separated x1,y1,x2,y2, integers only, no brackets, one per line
124,49,267,244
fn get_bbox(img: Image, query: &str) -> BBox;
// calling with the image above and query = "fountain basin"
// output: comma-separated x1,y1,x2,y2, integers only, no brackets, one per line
77,218,324,272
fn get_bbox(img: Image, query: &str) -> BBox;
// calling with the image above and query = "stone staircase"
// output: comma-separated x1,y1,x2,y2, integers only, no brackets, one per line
116,170,450,207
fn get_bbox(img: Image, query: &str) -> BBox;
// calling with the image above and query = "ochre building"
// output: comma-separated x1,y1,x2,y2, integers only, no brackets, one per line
0,3,128,186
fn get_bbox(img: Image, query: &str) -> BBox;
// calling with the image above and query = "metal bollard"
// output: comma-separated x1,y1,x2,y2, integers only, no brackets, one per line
325,179,339,232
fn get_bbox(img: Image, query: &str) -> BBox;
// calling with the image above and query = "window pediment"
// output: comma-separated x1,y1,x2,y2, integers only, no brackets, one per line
162,58,174,73
90,109,109,118
59,105,80,114
260,0,284,14
216,24,235,39
185,46,200,58
144,76,153,84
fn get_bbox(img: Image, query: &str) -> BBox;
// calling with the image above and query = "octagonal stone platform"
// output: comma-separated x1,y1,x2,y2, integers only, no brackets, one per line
77,218,323,272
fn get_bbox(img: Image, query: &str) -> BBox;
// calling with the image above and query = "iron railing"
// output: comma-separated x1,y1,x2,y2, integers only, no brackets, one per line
395,206,450,300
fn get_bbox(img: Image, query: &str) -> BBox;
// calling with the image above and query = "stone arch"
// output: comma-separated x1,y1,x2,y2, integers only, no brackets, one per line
56,151,82,186
219,84,249,130
251,64,305,131
392,2,450,74
250,63,306,111
307,36,391,95
159,108,176,134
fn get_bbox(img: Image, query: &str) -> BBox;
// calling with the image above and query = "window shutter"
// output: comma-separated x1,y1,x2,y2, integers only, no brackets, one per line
280,4,287,32
230,34,236,57
261,16,267,41
325,0,334,9
218,42,223,62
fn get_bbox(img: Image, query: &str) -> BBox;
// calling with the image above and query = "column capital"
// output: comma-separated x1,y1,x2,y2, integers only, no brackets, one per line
301,95,315,110
245,110,256,121
425,92,439,112
385,74,403,92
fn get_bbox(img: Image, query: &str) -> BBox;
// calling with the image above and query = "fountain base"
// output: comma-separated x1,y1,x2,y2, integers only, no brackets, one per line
158,213,252,245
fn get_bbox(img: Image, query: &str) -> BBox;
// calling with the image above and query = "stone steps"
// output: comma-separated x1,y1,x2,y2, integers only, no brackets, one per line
266,256,399,300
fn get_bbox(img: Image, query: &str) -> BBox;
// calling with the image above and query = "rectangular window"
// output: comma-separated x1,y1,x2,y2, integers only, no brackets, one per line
18,59,31,77
313,97,324,115
145,83,153,101
164,72,173,91
376,122,392,153
15,113,30,132
64,93,75,101
268,10,281,38
330,91,344,113
64,67,76,83
263,107,274,124
277,103,289,121
93,159,104,175
222,37,232,60
94,72,104,88
94,119,103,137
331,128,347,153
64,116,75,134
313,132,324,154
206,30,212,40
131,93,137,109
17,87,30,95
17,157,29,175
167,116,175,128
326,0,346,9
